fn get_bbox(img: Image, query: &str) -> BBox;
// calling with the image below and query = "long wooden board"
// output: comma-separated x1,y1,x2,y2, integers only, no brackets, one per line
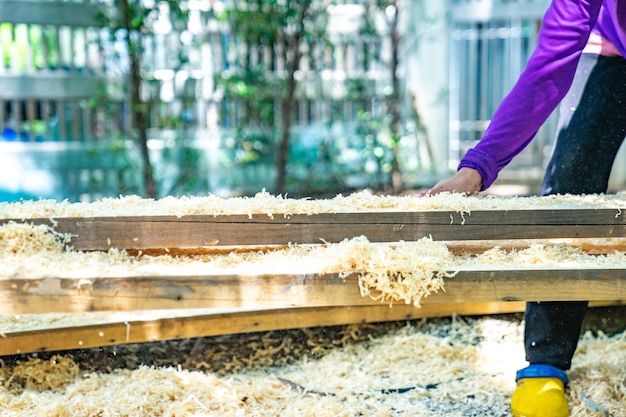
2,300,622,356
0,269,623,314
7,208,626,250
0,302,526,355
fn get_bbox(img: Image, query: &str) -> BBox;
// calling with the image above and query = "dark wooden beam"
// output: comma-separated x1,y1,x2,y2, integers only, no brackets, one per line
6,208,626,250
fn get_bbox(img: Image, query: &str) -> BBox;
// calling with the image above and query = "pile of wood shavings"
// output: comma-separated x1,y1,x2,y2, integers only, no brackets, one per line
2,190,626,219
0,316,623,417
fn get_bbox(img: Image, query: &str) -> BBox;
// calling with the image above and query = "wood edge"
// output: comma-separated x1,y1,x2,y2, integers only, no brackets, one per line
3,207,625,224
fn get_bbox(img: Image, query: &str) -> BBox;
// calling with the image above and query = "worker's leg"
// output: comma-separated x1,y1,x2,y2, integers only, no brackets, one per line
533,53,626,368
541,53,626,196
523,302,588,369
512,52,626,417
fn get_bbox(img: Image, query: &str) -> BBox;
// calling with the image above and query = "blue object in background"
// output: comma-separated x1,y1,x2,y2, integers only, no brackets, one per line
2,127,18,141
2,127,31,142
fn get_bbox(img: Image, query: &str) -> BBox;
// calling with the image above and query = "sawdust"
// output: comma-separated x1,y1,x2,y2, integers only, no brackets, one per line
0,315,623,417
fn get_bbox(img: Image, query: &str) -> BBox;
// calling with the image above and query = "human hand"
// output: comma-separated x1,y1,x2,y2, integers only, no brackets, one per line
417,167,483,197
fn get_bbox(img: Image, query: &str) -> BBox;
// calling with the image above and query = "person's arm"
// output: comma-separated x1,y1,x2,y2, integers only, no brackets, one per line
452,0,604,193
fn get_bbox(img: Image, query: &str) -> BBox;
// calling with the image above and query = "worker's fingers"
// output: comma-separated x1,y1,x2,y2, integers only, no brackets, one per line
418,168,483,197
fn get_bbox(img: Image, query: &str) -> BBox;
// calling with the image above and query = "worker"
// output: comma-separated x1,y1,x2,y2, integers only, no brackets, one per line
422,1,626,416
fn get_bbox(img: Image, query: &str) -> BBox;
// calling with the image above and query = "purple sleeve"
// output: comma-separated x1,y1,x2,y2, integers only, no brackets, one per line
459,0,604,190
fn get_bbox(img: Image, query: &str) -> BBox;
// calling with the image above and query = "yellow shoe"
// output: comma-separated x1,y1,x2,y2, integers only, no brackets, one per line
511,365,570,417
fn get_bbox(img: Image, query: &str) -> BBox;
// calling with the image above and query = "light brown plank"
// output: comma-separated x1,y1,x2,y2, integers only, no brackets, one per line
446,238,626,255
2,300,622,356
0,269,623,315
0,302,528,355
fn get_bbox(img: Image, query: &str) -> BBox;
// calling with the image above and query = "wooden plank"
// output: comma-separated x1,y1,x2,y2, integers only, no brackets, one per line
2,300,621,356
0,269,623,315
7,208,626,250
0,303,528,355
446,239,626,255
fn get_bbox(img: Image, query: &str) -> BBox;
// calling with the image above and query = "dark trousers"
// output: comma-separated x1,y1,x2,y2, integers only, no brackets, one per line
527,53,626,370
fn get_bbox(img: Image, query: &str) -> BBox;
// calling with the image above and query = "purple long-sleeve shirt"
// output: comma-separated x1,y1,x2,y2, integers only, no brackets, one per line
459,0,626,190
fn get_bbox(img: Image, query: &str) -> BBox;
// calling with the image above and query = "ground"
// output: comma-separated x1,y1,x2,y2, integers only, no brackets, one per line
0,305,622,417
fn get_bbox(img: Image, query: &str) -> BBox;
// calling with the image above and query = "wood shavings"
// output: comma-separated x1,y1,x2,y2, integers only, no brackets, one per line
0,317,622,417
3,191,626,220
567,330,626,417
0,222,70,254
0,355,79,393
